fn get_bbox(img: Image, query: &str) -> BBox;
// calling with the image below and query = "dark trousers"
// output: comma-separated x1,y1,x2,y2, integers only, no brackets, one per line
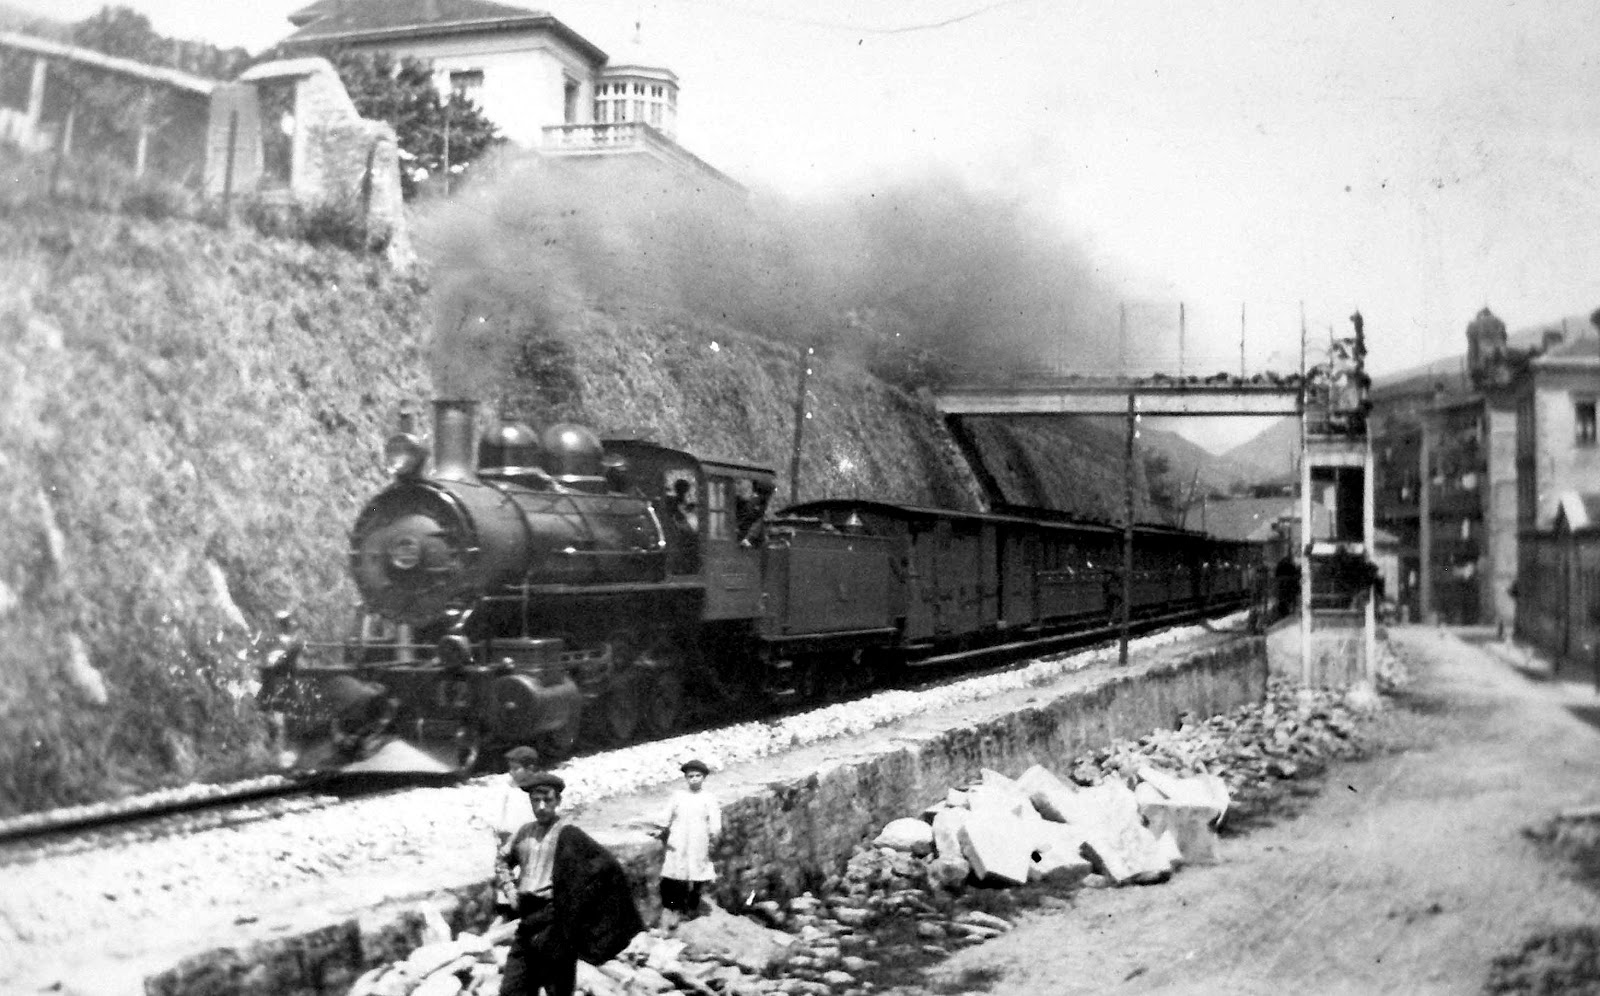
500,896,576,996
659,877,705,914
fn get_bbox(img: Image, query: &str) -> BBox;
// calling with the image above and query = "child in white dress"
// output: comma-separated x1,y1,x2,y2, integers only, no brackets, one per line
653,759,722,928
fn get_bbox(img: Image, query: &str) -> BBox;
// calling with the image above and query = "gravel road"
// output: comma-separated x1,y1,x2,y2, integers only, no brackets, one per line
887,626,1600,996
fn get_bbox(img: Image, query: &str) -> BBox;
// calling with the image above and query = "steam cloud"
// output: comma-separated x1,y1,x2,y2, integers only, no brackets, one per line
417,153,1143,399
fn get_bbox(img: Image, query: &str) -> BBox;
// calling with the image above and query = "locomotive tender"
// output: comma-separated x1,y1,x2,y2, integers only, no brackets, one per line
259,399,1265,773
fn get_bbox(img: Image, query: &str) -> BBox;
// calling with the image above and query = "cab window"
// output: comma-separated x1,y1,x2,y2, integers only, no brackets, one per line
706,478,732,541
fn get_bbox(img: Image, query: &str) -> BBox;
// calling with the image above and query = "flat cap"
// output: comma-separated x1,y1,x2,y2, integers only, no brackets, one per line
504,745,541,766
679,759,710,776
523,771,566,793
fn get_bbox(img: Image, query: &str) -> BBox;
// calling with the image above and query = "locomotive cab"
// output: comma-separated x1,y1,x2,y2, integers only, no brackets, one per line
602,440,775,622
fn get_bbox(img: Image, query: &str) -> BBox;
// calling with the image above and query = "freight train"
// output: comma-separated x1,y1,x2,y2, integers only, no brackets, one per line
258,400,1268,773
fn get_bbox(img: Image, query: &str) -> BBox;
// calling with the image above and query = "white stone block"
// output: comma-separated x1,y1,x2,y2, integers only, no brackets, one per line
1142,800,1222,865
874,817,935,856
931,807,970,859
958,809,1033,885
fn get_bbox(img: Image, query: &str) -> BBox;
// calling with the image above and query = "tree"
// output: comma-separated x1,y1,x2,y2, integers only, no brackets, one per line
1143,450,1185,526
73,6,249,78
329,51,501,199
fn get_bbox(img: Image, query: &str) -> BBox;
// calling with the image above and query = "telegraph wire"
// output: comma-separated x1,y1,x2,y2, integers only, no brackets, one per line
661,0,1038,35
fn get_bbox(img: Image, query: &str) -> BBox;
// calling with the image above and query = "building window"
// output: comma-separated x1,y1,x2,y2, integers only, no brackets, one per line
563,76,579,123
449,69,484,97
1577,398,1597,447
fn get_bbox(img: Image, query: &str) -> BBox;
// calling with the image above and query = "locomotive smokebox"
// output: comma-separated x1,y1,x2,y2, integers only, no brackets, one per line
432,399,480,481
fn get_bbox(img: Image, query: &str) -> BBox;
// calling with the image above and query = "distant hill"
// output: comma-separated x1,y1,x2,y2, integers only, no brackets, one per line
1139,424,1269,495
1221,417,1299,483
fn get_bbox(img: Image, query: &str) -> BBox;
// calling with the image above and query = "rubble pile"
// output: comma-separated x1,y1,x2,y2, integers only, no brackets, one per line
343,680,1380,996
1078,678,1376,814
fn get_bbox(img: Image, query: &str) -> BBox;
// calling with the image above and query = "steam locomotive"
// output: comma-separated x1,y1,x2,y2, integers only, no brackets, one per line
258,400,1267,773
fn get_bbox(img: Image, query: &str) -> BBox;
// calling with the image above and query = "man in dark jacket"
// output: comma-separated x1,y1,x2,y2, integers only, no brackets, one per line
495,760,644,996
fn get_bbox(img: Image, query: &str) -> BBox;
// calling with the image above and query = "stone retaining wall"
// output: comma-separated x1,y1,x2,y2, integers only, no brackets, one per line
147,637,1266,996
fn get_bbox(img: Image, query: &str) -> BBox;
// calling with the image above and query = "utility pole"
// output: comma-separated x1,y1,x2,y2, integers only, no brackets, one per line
1240,302,1247,379
442,101,452,196
1178,302,1186,379
788,344,814,503
1119,302,1127,376
1120,391,1137,666
1299,301,1312,684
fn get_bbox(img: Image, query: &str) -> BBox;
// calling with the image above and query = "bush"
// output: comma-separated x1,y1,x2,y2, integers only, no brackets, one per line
237,194,389,255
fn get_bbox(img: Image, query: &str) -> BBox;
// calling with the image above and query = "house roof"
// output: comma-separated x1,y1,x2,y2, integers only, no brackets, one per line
281,0,607,64
1533,331,1600,366
0,31,216,94
1370,311,1599,399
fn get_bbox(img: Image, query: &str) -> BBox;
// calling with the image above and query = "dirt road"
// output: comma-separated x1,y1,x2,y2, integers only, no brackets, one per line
890,627,1600,995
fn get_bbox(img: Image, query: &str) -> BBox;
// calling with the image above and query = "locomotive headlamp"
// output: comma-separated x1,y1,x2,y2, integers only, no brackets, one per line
388,536,422,571
383,432,428,479
437,634,473,669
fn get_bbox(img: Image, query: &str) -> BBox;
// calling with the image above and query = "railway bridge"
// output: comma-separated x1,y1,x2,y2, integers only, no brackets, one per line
930,369,1376,686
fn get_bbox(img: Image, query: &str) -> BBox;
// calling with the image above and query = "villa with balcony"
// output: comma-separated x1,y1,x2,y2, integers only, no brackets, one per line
276,0,741,195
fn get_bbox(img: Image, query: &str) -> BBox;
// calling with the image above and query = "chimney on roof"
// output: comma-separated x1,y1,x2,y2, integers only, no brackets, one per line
1466,307,1506,387
1542,327,1565,352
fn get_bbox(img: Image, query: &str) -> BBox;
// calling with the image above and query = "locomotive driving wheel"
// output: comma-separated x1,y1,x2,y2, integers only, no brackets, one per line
596,676,642,746
535,712,582,761
637,640,686,738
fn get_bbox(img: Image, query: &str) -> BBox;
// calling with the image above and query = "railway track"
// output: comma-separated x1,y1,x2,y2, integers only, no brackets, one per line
0,774,352,867
0,601,1257,864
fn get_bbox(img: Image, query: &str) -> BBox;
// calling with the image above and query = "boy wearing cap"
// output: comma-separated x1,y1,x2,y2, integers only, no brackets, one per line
495,750,643,996
652,759,722,928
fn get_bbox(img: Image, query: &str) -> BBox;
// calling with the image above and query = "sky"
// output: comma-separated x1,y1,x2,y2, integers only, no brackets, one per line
15,0,1600,450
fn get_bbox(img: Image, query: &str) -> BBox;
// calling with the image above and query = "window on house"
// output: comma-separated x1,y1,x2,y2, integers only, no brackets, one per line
449,70,484,97
1577,398,1597,446
612,98,626,121
563,76,579,123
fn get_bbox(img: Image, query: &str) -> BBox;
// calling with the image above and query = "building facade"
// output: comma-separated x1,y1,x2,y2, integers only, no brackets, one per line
1371,308,1600,629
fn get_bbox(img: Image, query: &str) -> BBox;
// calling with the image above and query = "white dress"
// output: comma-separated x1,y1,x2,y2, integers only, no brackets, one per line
659,788,722,883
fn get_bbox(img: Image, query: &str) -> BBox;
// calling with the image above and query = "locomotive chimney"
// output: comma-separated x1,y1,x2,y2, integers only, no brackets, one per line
432,399,479,480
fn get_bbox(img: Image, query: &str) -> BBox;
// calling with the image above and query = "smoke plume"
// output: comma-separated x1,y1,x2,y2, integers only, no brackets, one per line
416,152,1140,397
